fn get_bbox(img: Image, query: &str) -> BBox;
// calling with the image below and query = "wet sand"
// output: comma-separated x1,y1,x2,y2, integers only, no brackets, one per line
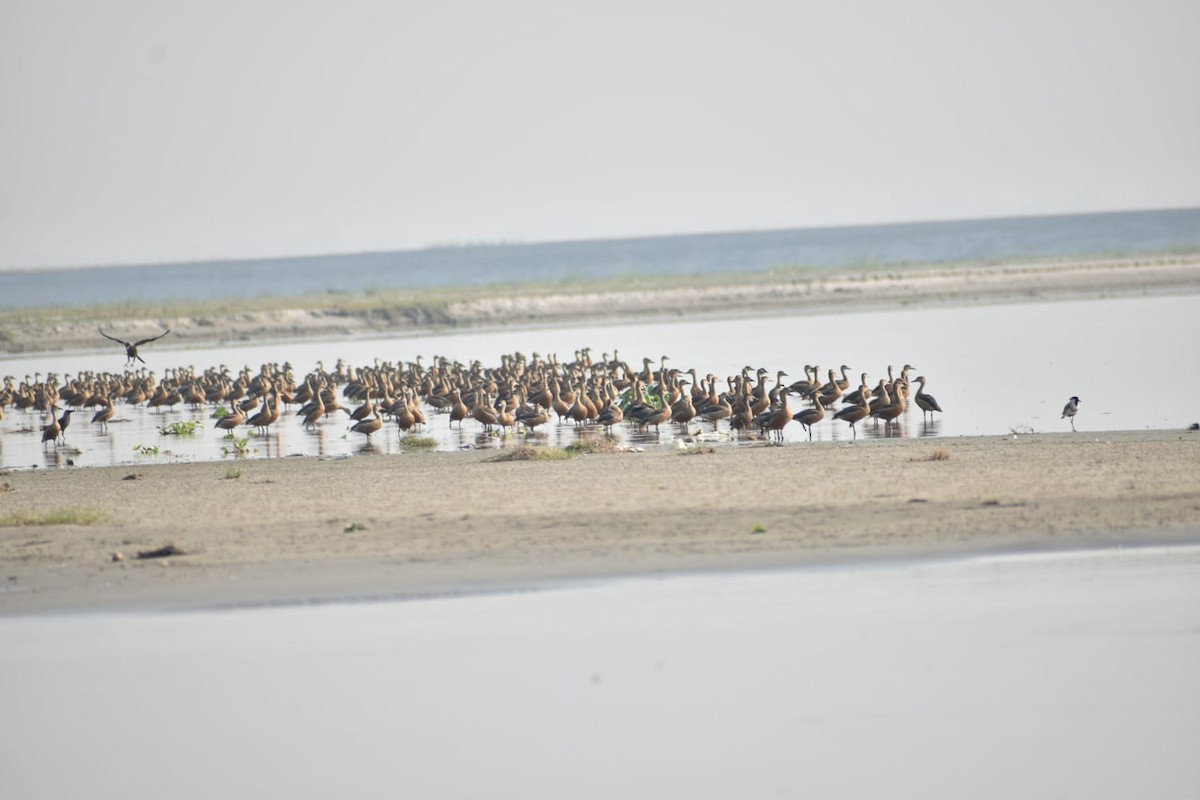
2,429,1198,614
3,255,1198,353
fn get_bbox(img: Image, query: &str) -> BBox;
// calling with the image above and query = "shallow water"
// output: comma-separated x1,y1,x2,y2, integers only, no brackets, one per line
2,545,1197,799
1,292,1197,469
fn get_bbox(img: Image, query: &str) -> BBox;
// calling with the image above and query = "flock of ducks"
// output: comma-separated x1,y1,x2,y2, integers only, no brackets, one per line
1,348,946,451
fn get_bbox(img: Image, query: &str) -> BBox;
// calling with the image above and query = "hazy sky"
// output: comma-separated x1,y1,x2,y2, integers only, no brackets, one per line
2,0,1198,269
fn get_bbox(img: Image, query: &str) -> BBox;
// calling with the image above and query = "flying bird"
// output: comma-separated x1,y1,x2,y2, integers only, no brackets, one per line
1061,396,1081,431
98,328,170,365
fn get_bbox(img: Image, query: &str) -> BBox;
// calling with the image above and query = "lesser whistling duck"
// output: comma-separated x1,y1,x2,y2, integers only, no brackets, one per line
91,395,115,433
41,408,68,449
215,399,246,432
516,407,550,433
793,394,826,441
596,401,624,434
670,381,696,431
833,385,872,440
350,411,383,440
763,386,792,444
872,383,907,433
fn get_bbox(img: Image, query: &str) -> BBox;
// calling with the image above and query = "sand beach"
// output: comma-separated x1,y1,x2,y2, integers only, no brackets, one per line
2,427,1198,614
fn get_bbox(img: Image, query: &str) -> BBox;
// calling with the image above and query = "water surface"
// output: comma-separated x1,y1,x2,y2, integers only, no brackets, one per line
2,292,1196,469
3,292,1197,470
2,545,1197,799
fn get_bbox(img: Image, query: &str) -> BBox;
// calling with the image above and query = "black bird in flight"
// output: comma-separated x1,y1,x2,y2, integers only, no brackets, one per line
98,327,171,365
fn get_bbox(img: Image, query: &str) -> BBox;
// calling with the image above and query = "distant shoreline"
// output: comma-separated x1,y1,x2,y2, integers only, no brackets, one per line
2,255,1198,356
6,205,1196,275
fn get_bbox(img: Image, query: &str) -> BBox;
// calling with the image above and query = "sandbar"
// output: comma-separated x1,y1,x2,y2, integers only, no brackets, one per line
3,255,1198,353
2,428,1197,615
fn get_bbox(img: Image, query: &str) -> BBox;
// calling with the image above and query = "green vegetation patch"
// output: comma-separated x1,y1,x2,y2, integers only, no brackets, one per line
487,445,573,462
619,384,666,412
0,508,110,527
158,420,200,436
221,435,253,458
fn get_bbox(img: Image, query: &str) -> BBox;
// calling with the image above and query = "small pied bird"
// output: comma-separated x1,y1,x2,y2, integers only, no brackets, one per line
1061,396,1081,431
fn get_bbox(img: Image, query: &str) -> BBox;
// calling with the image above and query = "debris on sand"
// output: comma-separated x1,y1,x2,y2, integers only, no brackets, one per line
136,543,188,560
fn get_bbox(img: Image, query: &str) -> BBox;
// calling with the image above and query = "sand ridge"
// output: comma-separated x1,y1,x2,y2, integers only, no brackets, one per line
4,256,1198,354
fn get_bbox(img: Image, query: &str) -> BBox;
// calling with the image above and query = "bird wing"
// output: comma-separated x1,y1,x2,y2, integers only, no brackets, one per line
97,328,128,346
134,329,171,347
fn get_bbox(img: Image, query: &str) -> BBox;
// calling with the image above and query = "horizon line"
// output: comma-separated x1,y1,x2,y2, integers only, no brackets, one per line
3,204,1197,274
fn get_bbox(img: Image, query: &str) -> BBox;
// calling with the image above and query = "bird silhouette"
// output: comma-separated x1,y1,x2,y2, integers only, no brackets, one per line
98,328,170,365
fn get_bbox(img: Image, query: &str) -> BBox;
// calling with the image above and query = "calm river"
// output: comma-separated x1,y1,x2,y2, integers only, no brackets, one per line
2,544,1197,799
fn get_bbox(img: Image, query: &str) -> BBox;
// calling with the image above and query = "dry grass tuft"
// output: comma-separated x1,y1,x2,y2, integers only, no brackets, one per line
565,438,623,455
487,445,572,462
910,448,951,462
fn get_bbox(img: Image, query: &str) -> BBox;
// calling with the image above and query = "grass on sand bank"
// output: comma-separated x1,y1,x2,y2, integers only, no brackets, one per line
486,438,626,462
0,508,110,527
1,265,834,327
4,251,1198,355
10,250,1194,328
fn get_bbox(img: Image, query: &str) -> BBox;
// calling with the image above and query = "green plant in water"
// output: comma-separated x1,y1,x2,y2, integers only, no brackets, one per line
221,435,254,458
158,420,200,436
224,467,243,480
750,522,766,534
619,384,665,412
403,435,438,450
211,406,232,419
132,444,160,456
